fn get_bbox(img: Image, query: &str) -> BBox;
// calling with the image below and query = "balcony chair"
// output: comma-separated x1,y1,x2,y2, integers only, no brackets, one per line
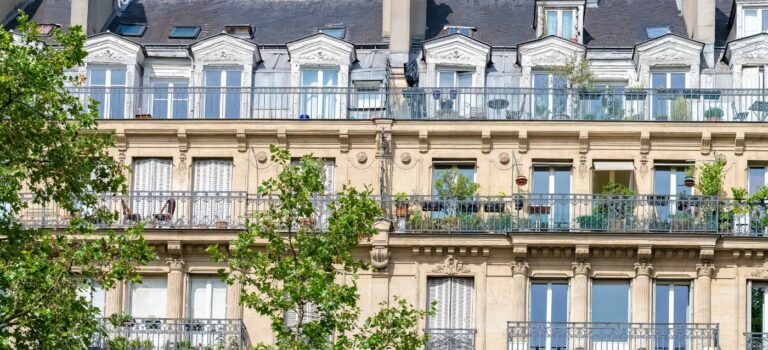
153,198,176,223
120,199,142,223
731,101,749,121
749,100,768,121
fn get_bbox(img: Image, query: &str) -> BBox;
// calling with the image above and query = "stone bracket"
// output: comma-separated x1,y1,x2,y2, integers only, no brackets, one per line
412,246,490,257
481,130,491,154
277,129,287,149
512,243,528,261
701,131,711,155
518,130,529,154
236,129,247,153
640,131,650,154
579,131,589,154
699,245,715,263
167,240,182,258
638,245,653,262
339,129,349,153
735,132,745,155
419,131,429,153
575,244,590,261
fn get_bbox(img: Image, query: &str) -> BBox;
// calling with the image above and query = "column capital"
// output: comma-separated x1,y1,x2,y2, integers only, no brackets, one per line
166,257,185,271
572,261,591,276
634,262,654,277
696,263,716,278
511,260,530,276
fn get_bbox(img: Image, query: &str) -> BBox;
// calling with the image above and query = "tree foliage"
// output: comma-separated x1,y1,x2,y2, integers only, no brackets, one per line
208,146,431,350
0,13,154,349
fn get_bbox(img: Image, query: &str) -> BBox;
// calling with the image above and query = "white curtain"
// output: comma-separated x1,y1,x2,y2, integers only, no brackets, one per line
131,158,173,220
77,282,106,316
192,159,233,226
188,276,227,319
130,277,167,318
427,277,474,329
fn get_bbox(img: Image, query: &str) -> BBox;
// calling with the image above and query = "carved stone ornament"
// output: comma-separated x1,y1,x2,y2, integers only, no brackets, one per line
370,245,389,270
738,46,768,60
400,152,412,164
437,49,473,62
256,151,268,164
299,50,339,63
651,49,687,62
178,153,187,170
432,254,470,276
498,152,510,165
634,262,654,276
356,152,368,164
571,261,591,276
92,48,120,60
511,260,530,276
697,263,716,278
166,258,185,271
751,261,768,279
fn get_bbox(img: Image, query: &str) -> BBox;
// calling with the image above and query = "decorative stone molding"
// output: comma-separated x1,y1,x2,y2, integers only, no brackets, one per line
191,33,260,65
571,261,591,276
512,244,528,261
579,131,589,154
518,131,529,154
578,155,587,179
166,258,185,271
498,153,510,165
419,131,429,153
236,130,247,153
575,244,590,261
735,132,745,155
517,36,586,87
432,255,470,276
370,245,389,270
287,33,355,89
511,260,530,276
376,131,391,157
640,132,651,154
413,246,490,257
701,132,711,155
481,130,491,154
725,33,768,70
400,152,412,165
639,155,649,175
339,130,349,153
277,130,287,149
167,240,182,258
638,245,653,262
422,34,491,87
177,131,188,152
632,34,703,88
256,151,268,164
178,153,187,170
116,132,127,152
85,33,144,66
696,263,716,278
699,246,716,262
634,262,654,276
356,152,368,164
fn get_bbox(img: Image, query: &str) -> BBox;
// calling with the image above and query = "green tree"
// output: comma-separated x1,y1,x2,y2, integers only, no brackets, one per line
0,13,154,349
208,146,431,350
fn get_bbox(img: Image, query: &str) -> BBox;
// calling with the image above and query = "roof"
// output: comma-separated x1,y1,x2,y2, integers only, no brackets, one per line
426,0,690,48
105,0,384,45
715,0,733,47
5,0,72,30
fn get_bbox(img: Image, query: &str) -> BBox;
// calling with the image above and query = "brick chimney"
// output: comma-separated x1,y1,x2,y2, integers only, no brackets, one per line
71,0,116,35
682,0,716,67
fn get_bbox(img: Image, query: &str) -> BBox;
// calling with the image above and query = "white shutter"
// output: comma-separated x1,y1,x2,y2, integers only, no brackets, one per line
193,160,232,226
132,159,173,219
284,308,299,329
323,160,335,194
451,277,474,329
189,276,227,319
428,277,451,329
130,277,167,318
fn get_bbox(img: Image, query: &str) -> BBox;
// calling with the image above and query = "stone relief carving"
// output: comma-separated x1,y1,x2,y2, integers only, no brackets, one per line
432,255,470,276
370,245,389,270
498,153,510,165
299,50,341,64
634,262,654,276
256,151,268,164
356,152,368,164
435,49,475,63
510,260,530,276
739,46,768,60
400,152,412,165
751,261,768,279
571,261,591,276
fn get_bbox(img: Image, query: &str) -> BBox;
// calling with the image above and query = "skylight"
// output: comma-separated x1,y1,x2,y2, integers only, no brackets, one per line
36,24,59,36
319,27,346,39
646,26,671,39
225,25,253,39
116,23,146,37
446,26,475,37
169,26,201,39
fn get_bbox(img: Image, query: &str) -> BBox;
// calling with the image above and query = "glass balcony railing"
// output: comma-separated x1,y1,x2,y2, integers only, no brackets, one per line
67,87,768,122
507,322,720,350
16,192,768,236
90,318,246,350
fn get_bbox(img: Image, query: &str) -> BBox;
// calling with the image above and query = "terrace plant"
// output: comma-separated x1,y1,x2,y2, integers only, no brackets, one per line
577,182,635,231
671,96,691,121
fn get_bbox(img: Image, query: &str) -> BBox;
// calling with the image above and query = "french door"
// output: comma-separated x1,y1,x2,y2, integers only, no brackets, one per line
651,72,685,120
88,67,127,119
300,68,340,119
192,159,233,227
655,282,691,350
529,282,568,350
203,69,242,119
532,166,572,230
131,158,173,222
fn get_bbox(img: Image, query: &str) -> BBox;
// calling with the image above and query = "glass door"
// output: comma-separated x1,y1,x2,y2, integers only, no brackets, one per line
655,282,691,350
532,167,571,230
533,73,567,119
651,72,685,121
591,281,630,350
300,68,340,119
750,283,768,349
530,282,568,350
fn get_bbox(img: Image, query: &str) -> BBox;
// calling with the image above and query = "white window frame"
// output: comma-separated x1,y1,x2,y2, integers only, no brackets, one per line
426,276,475,330
437,69,473,89
544,8,576,39
351,80,384,118
749,281,768,334
743,7,768,37
749,166,768,193
150,80,189,119
532,72,568,119
186,275,227,320
203,67,243,119
300,67,341,119
88,66,127,119
529,281,570,350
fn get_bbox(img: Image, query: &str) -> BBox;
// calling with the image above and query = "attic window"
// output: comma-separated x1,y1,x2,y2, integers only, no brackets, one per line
646,26,671,39
446,26,475,37
116,23,146,37
319,27,346,39
36,24,59,36
225,25,253,39
169,26,200,39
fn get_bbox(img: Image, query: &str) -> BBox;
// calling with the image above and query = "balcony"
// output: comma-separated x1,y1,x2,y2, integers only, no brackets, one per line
68,87,768,122
507,322,720,350
90,318,246,350
425,328,476,350
746,333,768,350
18,192,768,236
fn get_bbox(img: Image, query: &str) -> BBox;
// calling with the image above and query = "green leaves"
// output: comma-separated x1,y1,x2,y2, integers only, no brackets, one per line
0,12,153,349
210,146,428,350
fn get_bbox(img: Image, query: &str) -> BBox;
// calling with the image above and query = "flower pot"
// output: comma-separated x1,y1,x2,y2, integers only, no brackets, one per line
458,202,480,213
625,91,647,101
684,176,695,188
215,221,228,229
515,176,528,187
298,217,316,229
483,202,505,213
421,200,444,212
135,113,152,119
395,203,410,217
514,197,525,210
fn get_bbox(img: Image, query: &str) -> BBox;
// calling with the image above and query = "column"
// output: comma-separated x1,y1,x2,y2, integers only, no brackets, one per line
226,271,243,319
632,262,653,323
104,281,123,316
166,258,185,319
695,263,715,324
570,261,591,323
510,260,529,322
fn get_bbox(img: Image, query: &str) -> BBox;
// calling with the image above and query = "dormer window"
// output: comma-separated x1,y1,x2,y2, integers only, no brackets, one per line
744,7,768,36
225,25,253,39
36,24,59,37
646,26,671,39
445,26,475,37
116,23,146,37
545,9,575,39
169,26,200,39
319,27,346,39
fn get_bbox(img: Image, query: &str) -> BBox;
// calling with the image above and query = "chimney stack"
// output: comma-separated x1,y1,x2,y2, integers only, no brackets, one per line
71,0,116,35
682,0,716,67
384,0,426,86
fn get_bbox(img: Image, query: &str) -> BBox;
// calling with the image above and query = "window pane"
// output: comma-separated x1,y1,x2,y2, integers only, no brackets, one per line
225,71,242,119
674,167,691,196
763,10,768,32
110,69,126,86
750,167,767,195
172,84,188,119
655,284,671,323
109,86,125,119
457,72,472,88
152,83,169,119
670,73,685,89
753,286,766,333
592,281,629,323
530,283,548,322
532,167,550,195
654,167,672,195
546,10,558,36
745,9,759,36
438,71,454,88
89,68,107,86
562,11,574,39
322,69,339,87
204,70,221,118
301,69,319,87
551,283,568,322
673,284,690,323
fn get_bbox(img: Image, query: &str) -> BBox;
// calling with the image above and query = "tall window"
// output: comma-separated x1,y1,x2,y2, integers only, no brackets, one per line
203,68,242,119
532,166,571,229
131,158,173,221
591,281,630,344
582,83,625,120
545,9,575,39
533,73,567,119
88,67,126,119
751,283,768,335
129,277,167,318
529,282,568,350
78,283,106,317
435,70,473,118
749,166,768,195
653,165,693,222
151,81,188,119
192,159,233,227
432,164,476,196
188,276,227,319
427,277,474,330
655,282,690,350
744,8,768,37
651,72,686,120
253,71,290,118
300,68,340,119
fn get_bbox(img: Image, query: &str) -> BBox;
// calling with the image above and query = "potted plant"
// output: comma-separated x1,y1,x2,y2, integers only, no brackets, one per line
484,192,506,213
625,85,647,101
671,96,691,121
135,113,152,119
431,167,479,217
684,165,696,188
702,89,722,100
394,192,410,217
514,194,525,210
704,107,723,122
216,220,229,229
577,213,606,231
597,182,635,231
670,212,692,231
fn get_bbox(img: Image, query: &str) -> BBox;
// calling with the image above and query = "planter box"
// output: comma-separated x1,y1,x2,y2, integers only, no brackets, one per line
215,221,229,229
421,201,444,212
395,203,409,217
483,202,506,213
458,202,480,213
135,114,152,119
625,91,647,101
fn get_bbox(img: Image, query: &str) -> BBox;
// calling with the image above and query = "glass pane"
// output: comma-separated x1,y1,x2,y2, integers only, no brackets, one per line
652,73,668,120
546,10,558,36
551,283,568,322
89,68,107,86
438,71,454,88
204,70,222,118
534,73,550,118
745,9,759,36
592,281,629,323
552,75,567,116
655,284,671,323
562,11,574,39
225,70,241,119
457,72,472,88
673,284,690,323
172,84,188,119
109,86,125,119
655,167,672,195
763,10,768,32
111,69,126,86
670,73,685,89
323,69,339,87
532,167,550,195
753,286,766,333
674,167,692,196
301,69,319,87
553,168,570,228
530,283,548,322
750,167,767,195
152,84,169,119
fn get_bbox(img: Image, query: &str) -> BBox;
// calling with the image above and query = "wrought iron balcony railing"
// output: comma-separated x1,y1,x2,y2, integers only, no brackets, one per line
507,322,720,350
746,332,768,350
67,86,768,122
425,328,476,350
90,318,246,350
17,192,768,236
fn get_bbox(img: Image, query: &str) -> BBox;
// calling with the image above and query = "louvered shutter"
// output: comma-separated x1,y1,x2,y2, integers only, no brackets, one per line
451,277,474,329
130,277,167,318
193,160,232,226
323,160,335,194
284,308,299,329
428,277,451,329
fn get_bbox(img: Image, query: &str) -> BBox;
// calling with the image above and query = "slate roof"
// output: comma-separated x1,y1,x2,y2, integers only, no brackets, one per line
5,0,72,30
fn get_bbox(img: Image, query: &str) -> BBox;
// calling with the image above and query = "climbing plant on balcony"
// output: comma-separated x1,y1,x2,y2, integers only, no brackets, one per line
0,12,154,349
208,146,431,350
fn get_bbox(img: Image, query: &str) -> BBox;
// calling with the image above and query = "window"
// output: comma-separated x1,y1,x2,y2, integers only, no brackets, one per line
204,68,243,119
646,26,671,39
78,282,106,317
129,277,167,318
655,282,690,350
284,303,319,330
743,8,768,37
116,23,146,37
36,23,59,36
427,277,474,329
188,276,227,319
253,71,290,118
300,68,340,119
319,27,346,39
350,81,384,119
544,9,576,39
529,282,568,350
151,81,188,118
432,164,476,196
653,164,693,222
533,72,567,119
88,67,126,119
169,26,201,39
446,26,475,37
592,281,630,344
751,283,768,334
131,158,173,220
192,159,233,227
435,70,472,117
225,25,252,39
749,166,768,195
532,166,571,230
742,66,766,89
651,72,686,121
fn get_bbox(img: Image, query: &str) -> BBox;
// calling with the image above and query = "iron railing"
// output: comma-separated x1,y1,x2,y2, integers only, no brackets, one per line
18,192,768,236
67,87,768,122
90,318,246,350
746,333,768,350
507,322,720,350
425,328,476,350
